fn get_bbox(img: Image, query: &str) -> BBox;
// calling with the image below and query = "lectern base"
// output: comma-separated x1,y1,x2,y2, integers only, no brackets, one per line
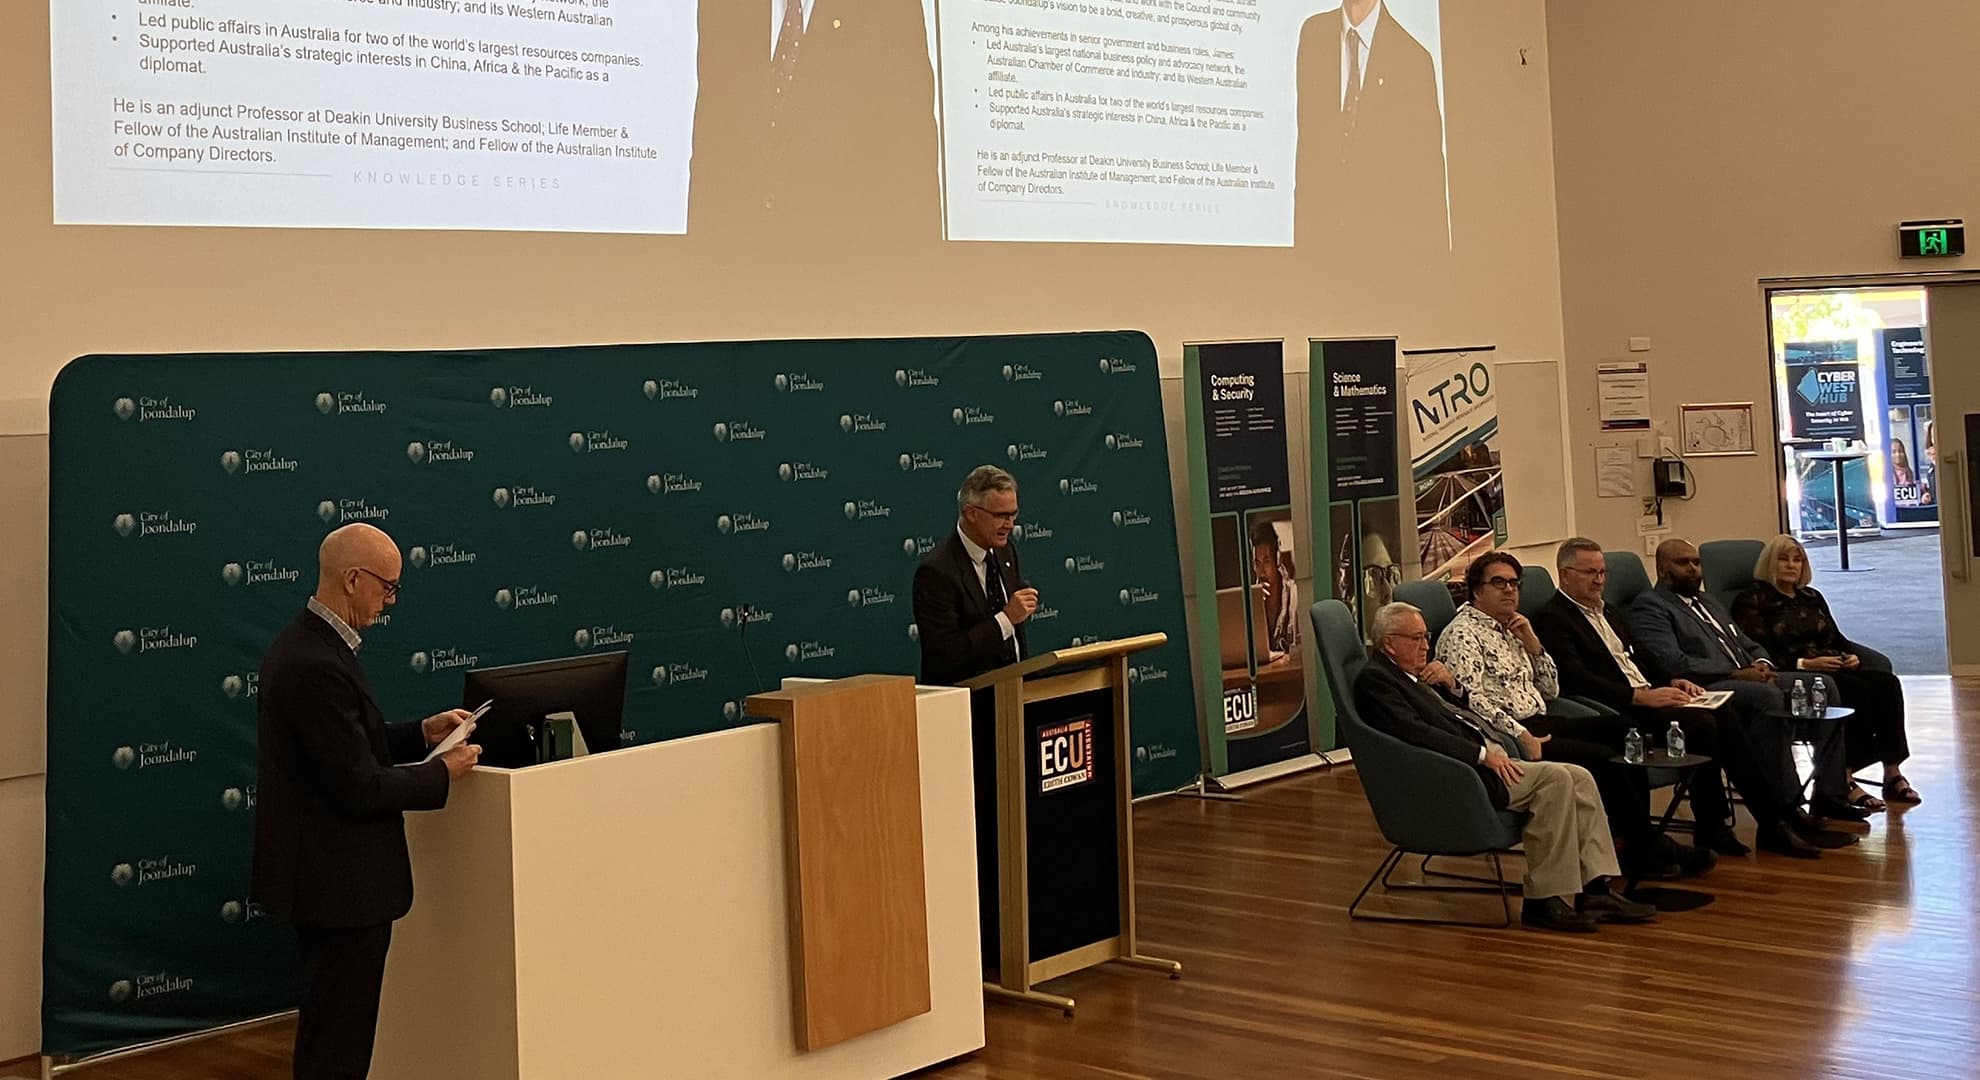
984,982,1076,1016
983,952,1183,1017
1114,953,1184,979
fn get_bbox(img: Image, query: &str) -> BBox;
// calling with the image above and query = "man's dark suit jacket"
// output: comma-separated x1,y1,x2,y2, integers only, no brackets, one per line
690,0,940,240
912,531,1029,686
1352,650,1507,809
252,610,450,930
1294,3,1448,252
1531,591,1652,714
1628,584,1776,687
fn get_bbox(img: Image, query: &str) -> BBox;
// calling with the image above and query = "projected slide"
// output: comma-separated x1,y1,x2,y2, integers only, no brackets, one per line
51,0,697,233
935,0,1446,247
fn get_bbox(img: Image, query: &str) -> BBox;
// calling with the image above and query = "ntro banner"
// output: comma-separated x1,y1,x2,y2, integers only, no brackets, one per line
1182,340,1317,784
43,333,1198,1061
1405,346,1502,584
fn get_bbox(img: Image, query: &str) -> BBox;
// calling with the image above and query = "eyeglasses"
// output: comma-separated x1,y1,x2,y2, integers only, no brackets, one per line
967,504,1020,524
354,567,401,599
1563,565,1607,578
1479,576,1521,591
1385,631,1431,643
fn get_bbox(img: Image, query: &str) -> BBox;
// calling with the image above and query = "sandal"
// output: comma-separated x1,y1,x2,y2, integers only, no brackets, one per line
1885,775,1922,805
1846,785,1887,814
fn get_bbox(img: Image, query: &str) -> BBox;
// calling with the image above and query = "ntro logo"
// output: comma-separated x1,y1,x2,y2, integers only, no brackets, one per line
1038,717,1095,793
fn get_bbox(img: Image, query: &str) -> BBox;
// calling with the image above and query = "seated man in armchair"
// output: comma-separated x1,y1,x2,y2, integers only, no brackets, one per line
1354,601,1654,933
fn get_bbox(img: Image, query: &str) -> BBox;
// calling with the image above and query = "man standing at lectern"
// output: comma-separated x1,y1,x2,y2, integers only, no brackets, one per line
914,466,1040,964
913,465,1039,685
252,523,481,1080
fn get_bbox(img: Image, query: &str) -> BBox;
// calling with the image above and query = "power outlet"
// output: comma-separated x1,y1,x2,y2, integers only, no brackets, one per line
1658,435,1679,458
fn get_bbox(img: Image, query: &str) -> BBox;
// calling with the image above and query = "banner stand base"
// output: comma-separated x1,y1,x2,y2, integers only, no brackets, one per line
41,1010,296,1078
1214,751,1339,792
1173,772,1245,801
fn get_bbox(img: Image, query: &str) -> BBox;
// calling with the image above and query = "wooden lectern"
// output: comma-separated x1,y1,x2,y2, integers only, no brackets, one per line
959,633,1181,1015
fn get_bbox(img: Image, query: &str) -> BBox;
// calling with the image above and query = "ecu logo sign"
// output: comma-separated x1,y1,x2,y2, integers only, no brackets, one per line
1039,717,1095,793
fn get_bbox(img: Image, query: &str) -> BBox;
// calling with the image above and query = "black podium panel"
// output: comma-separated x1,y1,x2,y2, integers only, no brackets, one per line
1022,688,1122,962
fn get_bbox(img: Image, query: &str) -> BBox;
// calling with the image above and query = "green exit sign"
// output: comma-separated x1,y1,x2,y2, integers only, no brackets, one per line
1900,219,1965,258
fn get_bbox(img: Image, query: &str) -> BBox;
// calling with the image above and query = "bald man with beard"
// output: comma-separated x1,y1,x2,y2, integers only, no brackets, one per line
252,524,481,1080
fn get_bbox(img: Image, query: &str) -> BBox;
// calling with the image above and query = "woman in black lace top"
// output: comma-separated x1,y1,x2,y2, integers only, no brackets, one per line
1732,535,1917,809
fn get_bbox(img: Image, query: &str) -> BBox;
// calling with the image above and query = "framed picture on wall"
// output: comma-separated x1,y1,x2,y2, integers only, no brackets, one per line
1679,402,1757,456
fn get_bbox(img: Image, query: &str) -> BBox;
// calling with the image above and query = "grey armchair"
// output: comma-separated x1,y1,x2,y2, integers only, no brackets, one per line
1311,599,1528,926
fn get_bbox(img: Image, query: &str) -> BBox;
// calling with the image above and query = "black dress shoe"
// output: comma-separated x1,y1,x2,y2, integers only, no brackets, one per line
1786,810,1860,847
1755,826,1822,859
1522,896,1599,933
1623,853,1684,881
1674,843,1718,877
1810,796,1873,823
1699,828,1751,857
1579,891,1657,923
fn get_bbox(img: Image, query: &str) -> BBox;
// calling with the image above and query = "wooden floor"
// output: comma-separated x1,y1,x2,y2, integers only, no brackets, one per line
33,678,1980,1079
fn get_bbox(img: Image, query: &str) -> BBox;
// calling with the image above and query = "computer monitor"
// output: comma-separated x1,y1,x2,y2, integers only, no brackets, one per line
1214,584,1270,668
461,651,628,769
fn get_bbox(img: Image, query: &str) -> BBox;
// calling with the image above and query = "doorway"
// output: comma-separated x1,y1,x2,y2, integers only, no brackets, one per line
1765,286,1945,674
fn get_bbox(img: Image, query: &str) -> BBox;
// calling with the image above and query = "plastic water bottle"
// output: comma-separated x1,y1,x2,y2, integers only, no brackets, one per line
1810,678,1828,717
1666,720,1687,760
1790,679,1809,718
1623,727,1645,764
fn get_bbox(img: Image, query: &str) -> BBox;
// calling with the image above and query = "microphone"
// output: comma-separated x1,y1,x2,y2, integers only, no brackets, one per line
736,602,767,693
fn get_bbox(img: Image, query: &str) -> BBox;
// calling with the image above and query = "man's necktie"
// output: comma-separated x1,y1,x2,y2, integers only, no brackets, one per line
774,1,804,83
1688,598,1749,667
1344,28,1364,126
983,556,1016,661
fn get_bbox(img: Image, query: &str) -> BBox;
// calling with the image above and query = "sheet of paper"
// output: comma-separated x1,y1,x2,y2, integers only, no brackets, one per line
1676,689,1734,710
420,700,492,764
1597,361,1652,430
1595,445,1635,498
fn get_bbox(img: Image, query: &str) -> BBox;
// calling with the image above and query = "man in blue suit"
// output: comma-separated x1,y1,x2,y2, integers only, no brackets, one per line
1629,539,1856,857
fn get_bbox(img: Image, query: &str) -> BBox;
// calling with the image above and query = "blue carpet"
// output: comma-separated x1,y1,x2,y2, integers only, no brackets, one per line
1799,530,1946,675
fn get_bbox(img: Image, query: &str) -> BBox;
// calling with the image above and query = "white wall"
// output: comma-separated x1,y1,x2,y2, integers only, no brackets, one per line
1548,0,1980,555
0,2,1570,1054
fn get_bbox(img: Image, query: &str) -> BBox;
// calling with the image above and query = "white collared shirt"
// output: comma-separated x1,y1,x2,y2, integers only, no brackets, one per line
307,596,362,654
957,525,1019,652
770,0,817,57
1570,596,1651,690
1341,1,1383,107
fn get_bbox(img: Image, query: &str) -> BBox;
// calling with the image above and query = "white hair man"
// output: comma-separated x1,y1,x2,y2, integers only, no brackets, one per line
1353,601,1653,932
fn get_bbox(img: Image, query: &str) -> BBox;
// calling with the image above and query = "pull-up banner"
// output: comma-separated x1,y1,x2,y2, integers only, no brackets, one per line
1183,341,1311,779
1310,338,1402,748
43,332,1197,1061
1406,346,1502,583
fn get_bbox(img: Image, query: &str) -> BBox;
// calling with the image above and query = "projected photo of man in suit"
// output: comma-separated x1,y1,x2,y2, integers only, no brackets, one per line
1294,0,1449,254
690,1,940,240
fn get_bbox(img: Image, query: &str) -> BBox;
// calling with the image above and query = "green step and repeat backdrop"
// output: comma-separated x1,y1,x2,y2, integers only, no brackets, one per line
43,332,1197,1059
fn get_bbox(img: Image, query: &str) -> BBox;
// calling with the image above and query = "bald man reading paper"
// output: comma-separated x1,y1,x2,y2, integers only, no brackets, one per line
251,524,481,1080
